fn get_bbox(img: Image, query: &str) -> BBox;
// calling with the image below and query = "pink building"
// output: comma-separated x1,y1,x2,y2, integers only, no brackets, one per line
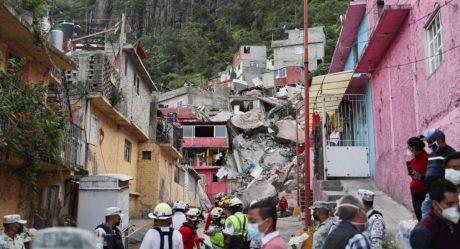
329,0,460,207
274,66,304,87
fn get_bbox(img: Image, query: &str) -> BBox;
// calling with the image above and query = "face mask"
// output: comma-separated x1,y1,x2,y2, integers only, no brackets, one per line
407,149,414,157
441,206,460,224
445,168,460,185
247,220,267,240
428,141,439,152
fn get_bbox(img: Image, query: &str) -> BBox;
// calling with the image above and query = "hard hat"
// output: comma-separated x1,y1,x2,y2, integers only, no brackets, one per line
105,207,122,217
186,208,202,221
229,197,243,207
210,207,224,219
148,203,173,220
173,201,187,211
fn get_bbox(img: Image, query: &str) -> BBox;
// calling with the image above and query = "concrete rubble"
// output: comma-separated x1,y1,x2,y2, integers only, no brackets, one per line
213,91,307,208
230,109,268,134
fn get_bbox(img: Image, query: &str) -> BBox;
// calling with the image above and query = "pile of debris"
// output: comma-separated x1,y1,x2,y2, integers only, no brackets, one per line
218,91,307,207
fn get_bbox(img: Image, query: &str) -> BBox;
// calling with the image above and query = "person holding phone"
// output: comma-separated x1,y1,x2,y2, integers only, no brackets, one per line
406,136,429,221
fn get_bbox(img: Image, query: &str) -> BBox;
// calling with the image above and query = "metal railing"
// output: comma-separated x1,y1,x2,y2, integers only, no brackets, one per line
63,123,86,170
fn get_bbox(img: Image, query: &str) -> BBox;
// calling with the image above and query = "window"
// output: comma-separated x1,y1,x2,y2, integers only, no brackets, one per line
90,115,98,145
243,46,251,54
275,68,287,79
294,46,304,55
183,126,194,137
134,75,140,95
195,126,214,137
176,101,183,107
212,174,219,182
142,151,152,160
249,61,259,68
124,139,132,162
425,10,443,76
199,174,206,185
214,126,227,138
124,58,129,76
174,166,180,183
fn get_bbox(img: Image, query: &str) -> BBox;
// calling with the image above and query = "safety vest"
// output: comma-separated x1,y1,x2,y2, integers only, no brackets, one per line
226,213,248,236
210,231,225,247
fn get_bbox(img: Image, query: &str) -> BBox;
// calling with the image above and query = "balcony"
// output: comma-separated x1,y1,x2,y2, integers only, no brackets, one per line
156,122,183,153
63,123,86,170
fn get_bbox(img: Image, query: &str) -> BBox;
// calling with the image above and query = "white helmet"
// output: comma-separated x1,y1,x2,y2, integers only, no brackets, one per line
148,203,173,220
229,197,243,207
210,207,224,219
173,201,187,211
186,208,202,221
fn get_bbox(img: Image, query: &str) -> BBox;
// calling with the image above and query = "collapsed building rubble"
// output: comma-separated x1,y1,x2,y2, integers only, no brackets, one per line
216,91,308,208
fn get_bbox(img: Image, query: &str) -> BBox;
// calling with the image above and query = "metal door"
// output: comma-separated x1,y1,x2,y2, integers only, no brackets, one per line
321,94,370,178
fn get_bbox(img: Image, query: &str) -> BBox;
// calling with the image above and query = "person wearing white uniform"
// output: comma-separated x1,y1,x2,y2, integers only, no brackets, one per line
140,203,184,249
172,201,187,230
358,189,385,249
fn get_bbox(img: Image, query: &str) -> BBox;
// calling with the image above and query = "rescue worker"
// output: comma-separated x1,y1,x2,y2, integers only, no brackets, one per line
179,208,204,249
358,189,386,249
139,203,183,249
172,201,187,230
223,197,248,249
95,207,124,249
0,214,26,249
311,201,334,249
205,207,226,249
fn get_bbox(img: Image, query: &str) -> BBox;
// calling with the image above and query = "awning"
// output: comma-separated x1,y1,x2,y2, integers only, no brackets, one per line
309,71,353,114
329,2,367,73
355,6,410,73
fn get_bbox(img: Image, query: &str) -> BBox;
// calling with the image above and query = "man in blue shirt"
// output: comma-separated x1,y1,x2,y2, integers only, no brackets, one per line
414,129,456,218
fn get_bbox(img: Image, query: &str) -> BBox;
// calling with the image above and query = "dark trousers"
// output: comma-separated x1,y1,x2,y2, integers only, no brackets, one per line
280,208,286,217
411,191,426,221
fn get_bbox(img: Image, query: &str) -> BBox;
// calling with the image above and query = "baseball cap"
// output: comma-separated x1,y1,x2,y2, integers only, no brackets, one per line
32,227,97,249
3,214,27,225
423,128,445,142
357,189,375,202
104,207,122,217
309,201,330,211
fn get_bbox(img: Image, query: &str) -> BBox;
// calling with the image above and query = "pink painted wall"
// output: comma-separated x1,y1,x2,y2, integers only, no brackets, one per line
367,0,460,207
195,167,228,201
274,67,303,87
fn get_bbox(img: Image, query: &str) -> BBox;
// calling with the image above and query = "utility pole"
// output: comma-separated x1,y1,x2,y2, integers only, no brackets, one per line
303,0,311,227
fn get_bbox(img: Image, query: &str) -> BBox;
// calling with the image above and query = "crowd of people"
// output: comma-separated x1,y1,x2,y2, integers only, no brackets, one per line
3,127,460,249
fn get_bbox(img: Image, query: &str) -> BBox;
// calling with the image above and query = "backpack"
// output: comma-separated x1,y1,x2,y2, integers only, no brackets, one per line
153,227,174,249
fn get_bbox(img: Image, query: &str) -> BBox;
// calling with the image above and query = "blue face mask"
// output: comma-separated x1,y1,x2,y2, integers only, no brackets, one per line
247,220,266,240
428,141,439,152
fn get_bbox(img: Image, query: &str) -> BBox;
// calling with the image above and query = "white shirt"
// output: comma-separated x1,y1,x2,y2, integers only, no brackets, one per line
172,212,186,230
261,231,280,246
94,227,106,249
139,227,184,249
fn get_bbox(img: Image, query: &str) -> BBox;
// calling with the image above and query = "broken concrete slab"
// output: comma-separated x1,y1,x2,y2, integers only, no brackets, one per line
242,177,278,208
275,119,305,144
211,111,233,122
230,109,268,134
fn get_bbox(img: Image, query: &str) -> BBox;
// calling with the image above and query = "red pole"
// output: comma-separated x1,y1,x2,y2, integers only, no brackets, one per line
296,108,300,207
303,0,311,227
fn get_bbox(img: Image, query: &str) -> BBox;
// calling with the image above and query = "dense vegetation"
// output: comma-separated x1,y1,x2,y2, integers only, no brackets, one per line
50,0,348,89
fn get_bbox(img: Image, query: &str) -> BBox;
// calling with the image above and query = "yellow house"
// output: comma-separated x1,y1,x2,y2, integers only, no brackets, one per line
0,2,78,227
69,45,201,219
